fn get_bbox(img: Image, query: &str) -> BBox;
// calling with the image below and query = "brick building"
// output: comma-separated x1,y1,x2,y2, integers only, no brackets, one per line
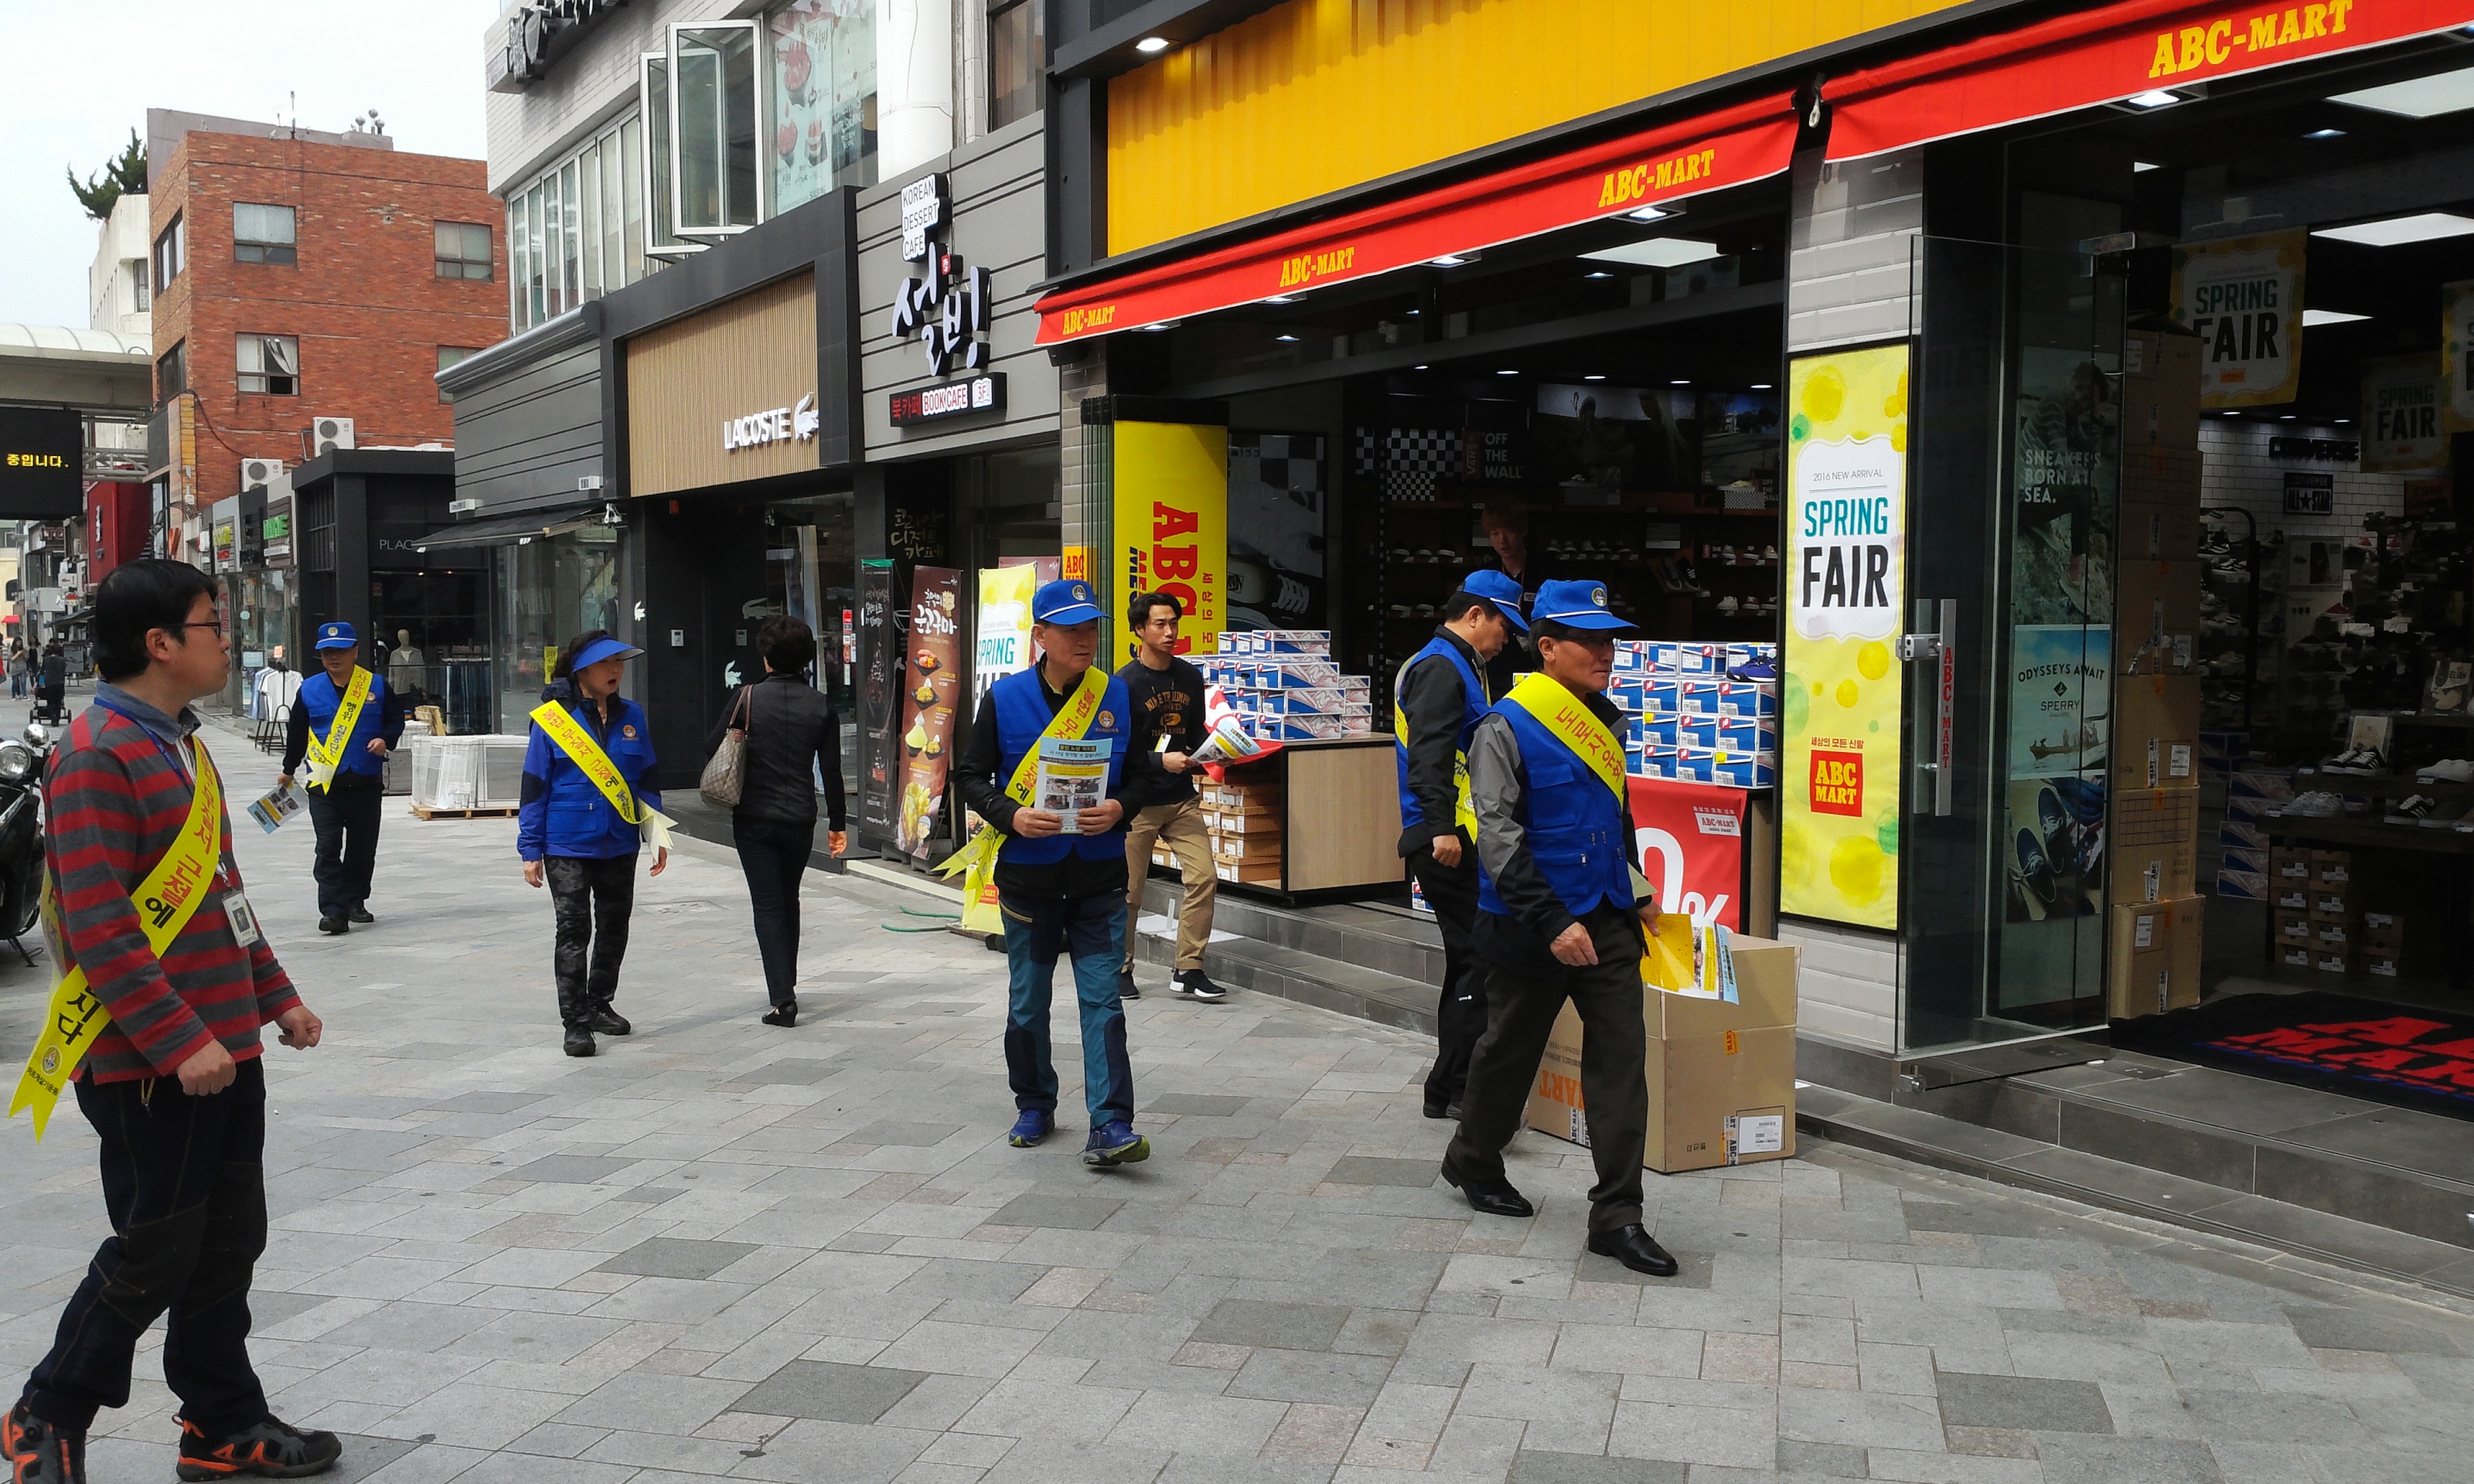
148,124,506,523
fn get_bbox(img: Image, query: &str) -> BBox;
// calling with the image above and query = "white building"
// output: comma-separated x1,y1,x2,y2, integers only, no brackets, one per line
87,192,154,344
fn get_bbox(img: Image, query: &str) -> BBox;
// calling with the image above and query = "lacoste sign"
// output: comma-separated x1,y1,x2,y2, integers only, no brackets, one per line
723,393,819,453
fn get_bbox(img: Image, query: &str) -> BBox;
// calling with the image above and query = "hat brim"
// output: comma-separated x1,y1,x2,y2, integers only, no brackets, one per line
1495,605,1531,632
1534,608,1630,631
1034,604,1104,626
571,638,646,669
313,637,358,650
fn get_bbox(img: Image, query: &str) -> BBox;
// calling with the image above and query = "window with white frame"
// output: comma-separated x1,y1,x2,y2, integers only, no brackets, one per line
435,222,492,279
233,203,297,265
502,115,651,333
152,213,184,288
237,334,298,396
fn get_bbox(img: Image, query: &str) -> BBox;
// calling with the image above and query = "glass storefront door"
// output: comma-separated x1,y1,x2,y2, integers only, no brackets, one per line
492,526,623,733
1900,237,2125,1062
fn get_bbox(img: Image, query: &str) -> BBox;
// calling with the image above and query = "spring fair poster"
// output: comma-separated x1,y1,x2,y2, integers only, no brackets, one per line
1781,345,1908,931
2172,231,2305,408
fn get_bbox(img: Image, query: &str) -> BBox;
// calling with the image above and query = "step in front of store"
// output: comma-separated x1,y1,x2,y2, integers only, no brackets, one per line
1131,878,1443,1033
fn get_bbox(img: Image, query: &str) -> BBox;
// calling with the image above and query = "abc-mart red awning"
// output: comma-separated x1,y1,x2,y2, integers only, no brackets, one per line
1032,93,1800,346
1824,0,2474,162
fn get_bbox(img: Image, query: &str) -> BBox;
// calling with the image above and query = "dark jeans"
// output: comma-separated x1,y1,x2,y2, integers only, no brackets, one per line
1000,890,1133,1127
307,772,383,919
1409,846,1487,1109
1447,905,1651,1234
22,1059,270,1438
547,853,636,1027
735,815,815,1006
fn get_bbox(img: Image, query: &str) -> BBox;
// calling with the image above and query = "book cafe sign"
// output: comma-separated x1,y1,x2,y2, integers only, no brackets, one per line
887,172,1007,427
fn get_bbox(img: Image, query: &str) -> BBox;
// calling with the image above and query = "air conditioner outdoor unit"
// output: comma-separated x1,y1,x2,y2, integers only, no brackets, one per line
240,458,283,491
304,417,356,459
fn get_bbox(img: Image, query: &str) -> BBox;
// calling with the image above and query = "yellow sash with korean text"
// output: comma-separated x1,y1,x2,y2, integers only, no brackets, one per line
1498,672,1627,802
302,666,372,791
935,665,1111,929
529,701,675,851
10,737,225,1140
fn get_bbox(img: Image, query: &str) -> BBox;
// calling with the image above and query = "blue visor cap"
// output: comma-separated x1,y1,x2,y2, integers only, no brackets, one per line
1532,578,1629,631
313,621,358,650
1033,578,1106,625
569,635,647,670
1457,569,1530,631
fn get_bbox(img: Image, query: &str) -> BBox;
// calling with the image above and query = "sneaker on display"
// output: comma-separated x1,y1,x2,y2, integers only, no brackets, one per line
2278,791,2344,818
2417,758,2474,783
2386,795,2437,823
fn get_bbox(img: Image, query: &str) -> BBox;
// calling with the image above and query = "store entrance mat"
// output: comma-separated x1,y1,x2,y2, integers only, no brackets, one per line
2113,990,2474,1122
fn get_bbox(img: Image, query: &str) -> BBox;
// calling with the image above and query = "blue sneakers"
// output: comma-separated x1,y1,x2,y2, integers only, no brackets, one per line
1082,1121,1150,1168
1007,1109,1053,1148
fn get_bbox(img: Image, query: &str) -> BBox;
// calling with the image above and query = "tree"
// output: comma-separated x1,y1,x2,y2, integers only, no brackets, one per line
67,130,148,222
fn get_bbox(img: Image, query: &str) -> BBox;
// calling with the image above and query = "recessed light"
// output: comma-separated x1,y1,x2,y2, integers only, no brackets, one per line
2124,90,2183,109
1583,374,1607,381
2132,161,2162,172
2328,63,2474,118
1627,205,1674,223
2336,417,2352,424
1136,321,1178,332
1134,36,1172,54
1582,237,1722,270
1496,369,1518,376
1583,271,1614,279
1273,333,1300,342
2222,410,2242,417
1413,364,1430,370
2314,211,2474,247
2302,308,2370,325
1263,294,1300,304
1430,254,1475,267
1670,380,1690,386
2279,414,2296,420
2304,128,2346,139
1750,383,1773,390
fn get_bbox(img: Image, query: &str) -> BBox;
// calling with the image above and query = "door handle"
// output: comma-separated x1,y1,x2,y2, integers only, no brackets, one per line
1908,598,1955,818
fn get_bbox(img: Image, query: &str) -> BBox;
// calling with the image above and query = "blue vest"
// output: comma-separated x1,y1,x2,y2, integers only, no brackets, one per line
1393,635,1488,835
298,669,387,777
1477,695,1635,920
993,665,1130,866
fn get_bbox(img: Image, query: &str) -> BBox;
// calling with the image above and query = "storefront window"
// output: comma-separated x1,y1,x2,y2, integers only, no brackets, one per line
671,22,762,239
492,526,622,733
764,490,859,768
375,568,490,734
768,0,876,213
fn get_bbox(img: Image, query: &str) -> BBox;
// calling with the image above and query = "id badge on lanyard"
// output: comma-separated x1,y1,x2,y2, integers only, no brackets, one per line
223,890,261,948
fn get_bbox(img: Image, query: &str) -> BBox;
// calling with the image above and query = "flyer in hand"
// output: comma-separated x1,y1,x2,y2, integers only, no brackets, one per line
1034,737,1109,832
247,782,308,834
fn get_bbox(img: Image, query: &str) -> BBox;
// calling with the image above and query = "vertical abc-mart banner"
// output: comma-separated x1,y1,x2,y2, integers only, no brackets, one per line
1112,420,1229,662
1782,344,1909,931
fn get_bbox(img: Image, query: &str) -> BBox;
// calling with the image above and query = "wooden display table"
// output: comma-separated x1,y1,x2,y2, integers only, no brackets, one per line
1191,734,1405,901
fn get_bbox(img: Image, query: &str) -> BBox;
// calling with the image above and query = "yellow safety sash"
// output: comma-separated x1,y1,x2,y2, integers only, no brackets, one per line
935,665,1111,916
529,700,675,851
1498,672,1627,802
1392,700,1481,839
302,666,373,791
11,736,226,1140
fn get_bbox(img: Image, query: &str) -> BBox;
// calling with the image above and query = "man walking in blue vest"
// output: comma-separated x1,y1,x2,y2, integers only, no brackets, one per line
952,579,1150,1168
1395,570,1524,1119
279,622,408,935
1440,579,1678,1278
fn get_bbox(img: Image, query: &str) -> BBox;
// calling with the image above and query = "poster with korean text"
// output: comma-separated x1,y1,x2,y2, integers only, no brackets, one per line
2172,231,2304,407
895,566,963,856
1781,345,1907,931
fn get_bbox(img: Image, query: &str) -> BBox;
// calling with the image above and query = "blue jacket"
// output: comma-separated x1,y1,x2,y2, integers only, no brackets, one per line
1477,693,1636,922
992,664,1130,867
1394,633,1487,839
518,683,662,861
288,668,407,779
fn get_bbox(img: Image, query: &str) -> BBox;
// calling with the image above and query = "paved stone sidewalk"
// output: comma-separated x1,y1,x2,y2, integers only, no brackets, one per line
2,709,2472,1483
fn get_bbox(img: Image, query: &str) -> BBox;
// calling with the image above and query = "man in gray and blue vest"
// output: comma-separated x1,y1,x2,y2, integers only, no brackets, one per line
279,621,408,935
1440,579,1678,1278
1395,568,1524,1119
952,579,1152,1168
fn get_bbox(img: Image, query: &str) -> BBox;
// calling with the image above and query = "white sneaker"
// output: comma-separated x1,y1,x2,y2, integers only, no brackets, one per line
2417,758,2474,783
2279,791,2344,818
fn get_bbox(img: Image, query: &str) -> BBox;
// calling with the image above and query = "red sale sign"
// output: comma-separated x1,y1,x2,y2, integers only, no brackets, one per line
1627,777,1749,931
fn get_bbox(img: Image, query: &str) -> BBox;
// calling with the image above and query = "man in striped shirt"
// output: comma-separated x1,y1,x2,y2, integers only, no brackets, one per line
3,560,340,1483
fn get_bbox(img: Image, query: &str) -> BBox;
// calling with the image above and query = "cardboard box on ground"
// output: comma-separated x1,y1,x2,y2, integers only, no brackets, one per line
1524,936,1799,1174
2107,897,2203,1019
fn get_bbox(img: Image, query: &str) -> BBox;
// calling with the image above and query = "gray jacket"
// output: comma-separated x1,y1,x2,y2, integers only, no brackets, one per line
1468,696,1656,965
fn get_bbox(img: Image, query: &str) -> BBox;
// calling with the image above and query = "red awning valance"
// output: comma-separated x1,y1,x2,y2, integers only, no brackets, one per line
1825,0,2474,162
1034,93,1800,345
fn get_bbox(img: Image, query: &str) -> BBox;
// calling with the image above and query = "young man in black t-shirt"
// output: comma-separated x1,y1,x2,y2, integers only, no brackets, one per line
1116,592,1225,1002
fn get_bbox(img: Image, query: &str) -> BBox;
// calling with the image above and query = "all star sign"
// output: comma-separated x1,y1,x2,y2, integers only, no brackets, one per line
722,394,820,453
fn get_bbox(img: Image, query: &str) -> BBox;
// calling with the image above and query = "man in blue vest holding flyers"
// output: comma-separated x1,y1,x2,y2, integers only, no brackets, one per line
1394,569,1524,1120
951,578,1150,1168
1440,579,1678,1278
279,622,408,935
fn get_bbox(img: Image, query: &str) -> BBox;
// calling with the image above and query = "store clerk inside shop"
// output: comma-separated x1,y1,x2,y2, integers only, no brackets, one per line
1472,503,1550,696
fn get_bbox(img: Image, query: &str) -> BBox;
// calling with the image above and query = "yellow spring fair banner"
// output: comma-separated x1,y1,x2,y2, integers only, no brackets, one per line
1781,345,1908,931
1112,421,1228,663
2172,230,2305,408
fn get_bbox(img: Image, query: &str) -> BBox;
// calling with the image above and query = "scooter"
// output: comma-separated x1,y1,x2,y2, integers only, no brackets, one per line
0,719,54,965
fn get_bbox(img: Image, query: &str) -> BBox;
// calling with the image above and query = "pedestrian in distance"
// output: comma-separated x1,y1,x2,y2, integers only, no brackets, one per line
1395,569,1526,1119
517,629,667,1058
950,578,1150,1167
277,621,408,935
1116,590,1225,1003
8,638,26,699
704,614,847,1028
36,641,67,723
2,559,339,1484
1440,578,1679,1278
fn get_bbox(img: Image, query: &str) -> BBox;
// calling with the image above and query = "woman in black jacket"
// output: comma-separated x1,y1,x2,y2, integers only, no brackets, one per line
705,616,847,1026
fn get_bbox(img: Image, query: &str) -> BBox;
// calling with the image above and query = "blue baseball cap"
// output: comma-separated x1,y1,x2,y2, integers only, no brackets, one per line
1033,578,1105,625
314,621,357,650
570,635,646,669
1532,578,1629,631
1458,570,1530,631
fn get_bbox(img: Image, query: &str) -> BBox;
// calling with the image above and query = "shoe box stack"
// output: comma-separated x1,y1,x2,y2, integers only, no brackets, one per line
2212,768,2295,900
1195,774,1284,884
2107,325,2206,1019
1201,631,1375,740
2270,847,2363,977
1611,641,1780,786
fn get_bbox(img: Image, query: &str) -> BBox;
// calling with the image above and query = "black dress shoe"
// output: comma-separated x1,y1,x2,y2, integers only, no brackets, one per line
317,917,348,935
1586,1223,1680,1277
563,1026,595,1057
1422,1099,1466,1121
589,1006,632,1036
1438,1157,1535,1218
348,907,375,924
762,999,797,1027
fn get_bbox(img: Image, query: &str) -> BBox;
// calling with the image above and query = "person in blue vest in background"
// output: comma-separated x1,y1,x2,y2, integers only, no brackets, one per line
1393,569,1524,1121
279,621,408,936
952,578,1150,1168
1440,579,1678,1278
517,630,667,1059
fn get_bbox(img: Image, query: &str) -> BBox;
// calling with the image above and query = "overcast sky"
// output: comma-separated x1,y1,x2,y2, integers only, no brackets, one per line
0,0,500,329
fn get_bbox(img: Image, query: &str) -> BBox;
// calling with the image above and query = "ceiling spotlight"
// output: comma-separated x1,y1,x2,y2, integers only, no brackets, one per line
2132,161,2162,172
2222,410,2242,417
1750,383,1773,390
1583,374,1607,381
2279,414,2296,420
1627,205,1675,223
2302,308,2370,325
1273,333,1301,342
1136,320,1178,332
1583,237,1721,270
1583,271,1614,279
2304,128,2347,138
1669,379,1690,386
1495,369,1518,376
1263,294,1300,304
1413,364,1430,370
1430,254,1475,267
1134,36,1171,54
2124,89,2183,109
2314,211,2474,246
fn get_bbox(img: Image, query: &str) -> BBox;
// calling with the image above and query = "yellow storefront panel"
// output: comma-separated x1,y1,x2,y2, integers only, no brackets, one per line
1106,0,1969,255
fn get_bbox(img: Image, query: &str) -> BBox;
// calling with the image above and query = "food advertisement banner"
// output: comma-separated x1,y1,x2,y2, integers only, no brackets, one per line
2446,281,2474,431
1781,344,1908,931
1113,420,1228,664
1627,777,1747,931
766,1,874,216
895,566,963,856
2172,230,2304,407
